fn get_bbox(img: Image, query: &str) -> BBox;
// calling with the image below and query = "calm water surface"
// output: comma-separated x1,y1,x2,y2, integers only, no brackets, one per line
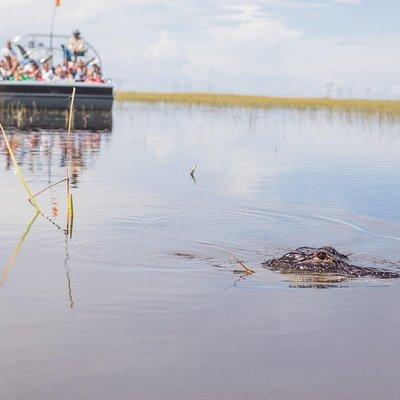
1,103,400,399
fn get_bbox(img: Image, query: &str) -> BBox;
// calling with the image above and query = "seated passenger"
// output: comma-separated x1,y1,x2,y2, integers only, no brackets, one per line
92,63,104,83
36,71,43,81
81,65,87,79
22,60,34,73
0,60,8,80
84,68,96,83
27,62,41,80
85,67,103,83
9,68,22,81
1,40,18,75
65,61,76,82
53,64,66,82
74,65,85,82
41,62,54,82
68,30,86,60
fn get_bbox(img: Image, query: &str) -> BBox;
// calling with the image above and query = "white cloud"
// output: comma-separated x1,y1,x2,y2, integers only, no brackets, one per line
0,0,396,97
254,0,326,9
144,31,188,66
213,4,302,43
332,0,364,4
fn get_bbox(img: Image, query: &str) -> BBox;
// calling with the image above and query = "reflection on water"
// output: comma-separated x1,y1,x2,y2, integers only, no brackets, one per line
283,273,348,289
64,236,74,309
0,211,39,288
0,127,111,301
0,107,112,130
2,105,399,288
0,128,111,188
1,104,400,399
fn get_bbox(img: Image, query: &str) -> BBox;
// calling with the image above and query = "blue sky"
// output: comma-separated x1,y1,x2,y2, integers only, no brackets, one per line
1,0,399,98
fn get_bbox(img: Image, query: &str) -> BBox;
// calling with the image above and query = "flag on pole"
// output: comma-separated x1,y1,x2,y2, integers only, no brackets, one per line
55,0,61,6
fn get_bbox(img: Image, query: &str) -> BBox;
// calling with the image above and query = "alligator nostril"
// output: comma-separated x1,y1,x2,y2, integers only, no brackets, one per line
316,252,327,260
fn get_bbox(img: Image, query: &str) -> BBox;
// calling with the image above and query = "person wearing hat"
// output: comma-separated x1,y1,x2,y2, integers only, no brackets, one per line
68,30,86,60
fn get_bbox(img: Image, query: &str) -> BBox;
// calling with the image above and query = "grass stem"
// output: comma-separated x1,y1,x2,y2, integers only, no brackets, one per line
66,88,76,236
231,254,255,275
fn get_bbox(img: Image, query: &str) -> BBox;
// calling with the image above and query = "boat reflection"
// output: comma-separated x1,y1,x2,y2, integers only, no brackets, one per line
0,106,112,130
0,128,111,188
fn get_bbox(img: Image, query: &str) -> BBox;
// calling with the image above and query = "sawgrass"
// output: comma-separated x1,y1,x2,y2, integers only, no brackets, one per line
116,92,400,118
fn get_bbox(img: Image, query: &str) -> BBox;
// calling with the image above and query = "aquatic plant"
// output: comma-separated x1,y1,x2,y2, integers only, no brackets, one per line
66,87,76,237
0,87,76,237
116,92,400,119
231,254,255,276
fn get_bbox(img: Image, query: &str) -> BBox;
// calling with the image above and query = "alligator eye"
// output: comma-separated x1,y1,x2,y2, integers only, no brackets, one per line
316,252,327,260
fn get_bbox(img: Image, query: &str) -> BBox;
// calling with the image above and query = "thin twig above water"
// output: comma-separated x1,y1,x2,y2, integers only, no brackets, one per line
231,254,255,276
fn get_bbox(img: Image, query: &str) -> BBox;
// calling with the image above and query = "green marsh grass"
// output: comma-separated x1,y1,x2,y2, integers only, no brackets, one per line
116,92,400,119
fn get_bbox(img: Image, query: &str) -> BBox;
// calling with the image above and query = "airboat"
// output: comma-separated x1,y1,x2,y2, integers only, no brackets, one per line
0,33,113,129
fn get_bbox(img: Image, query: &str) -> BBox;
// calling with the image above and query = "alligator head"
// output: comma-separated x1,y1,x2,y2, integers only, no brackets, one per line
262,247,400,279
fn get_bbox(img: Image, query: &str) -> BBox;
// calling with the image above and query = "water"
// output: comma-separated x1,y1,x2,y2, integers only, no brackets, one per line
1,103,400,399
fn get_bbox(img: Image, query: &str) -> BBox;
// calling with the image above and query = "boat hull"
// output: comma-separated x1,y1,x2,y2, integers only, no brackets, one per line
0,81,113,111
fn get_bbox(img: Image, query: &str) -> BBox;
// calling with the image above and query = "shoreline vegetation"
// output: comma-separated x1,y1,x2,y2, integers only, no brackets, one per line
116,91,400,118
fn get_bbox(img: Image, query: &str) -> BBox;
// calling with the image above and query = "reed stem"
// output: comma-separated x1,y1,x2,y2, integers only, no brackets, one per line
66,88,76,236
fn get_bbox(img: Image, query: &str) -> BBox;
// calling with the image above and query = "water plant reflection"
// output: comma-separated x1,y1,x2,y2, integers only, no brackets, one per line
0,210,76,307
0,211,39,288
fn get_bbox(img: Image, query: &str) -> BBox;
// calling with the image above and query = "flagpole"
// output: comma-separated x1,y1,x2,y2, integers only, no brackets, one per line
49,2,58,67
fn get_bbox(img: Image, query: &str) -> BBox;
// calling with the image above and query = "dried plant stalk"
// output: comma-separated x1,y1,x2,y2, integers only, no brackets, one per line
231,254,255,275
30,178,67,200
66,193,74,238
66,88,76,235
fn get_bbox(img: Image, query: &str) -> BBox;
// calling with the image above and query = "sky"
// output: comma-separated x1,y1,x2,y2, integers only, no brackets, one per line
1,0,399,98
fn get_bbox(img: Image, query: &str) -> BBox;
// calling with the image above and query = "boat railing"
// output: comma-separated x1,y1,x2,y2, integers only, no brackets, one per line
12,33,103,69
